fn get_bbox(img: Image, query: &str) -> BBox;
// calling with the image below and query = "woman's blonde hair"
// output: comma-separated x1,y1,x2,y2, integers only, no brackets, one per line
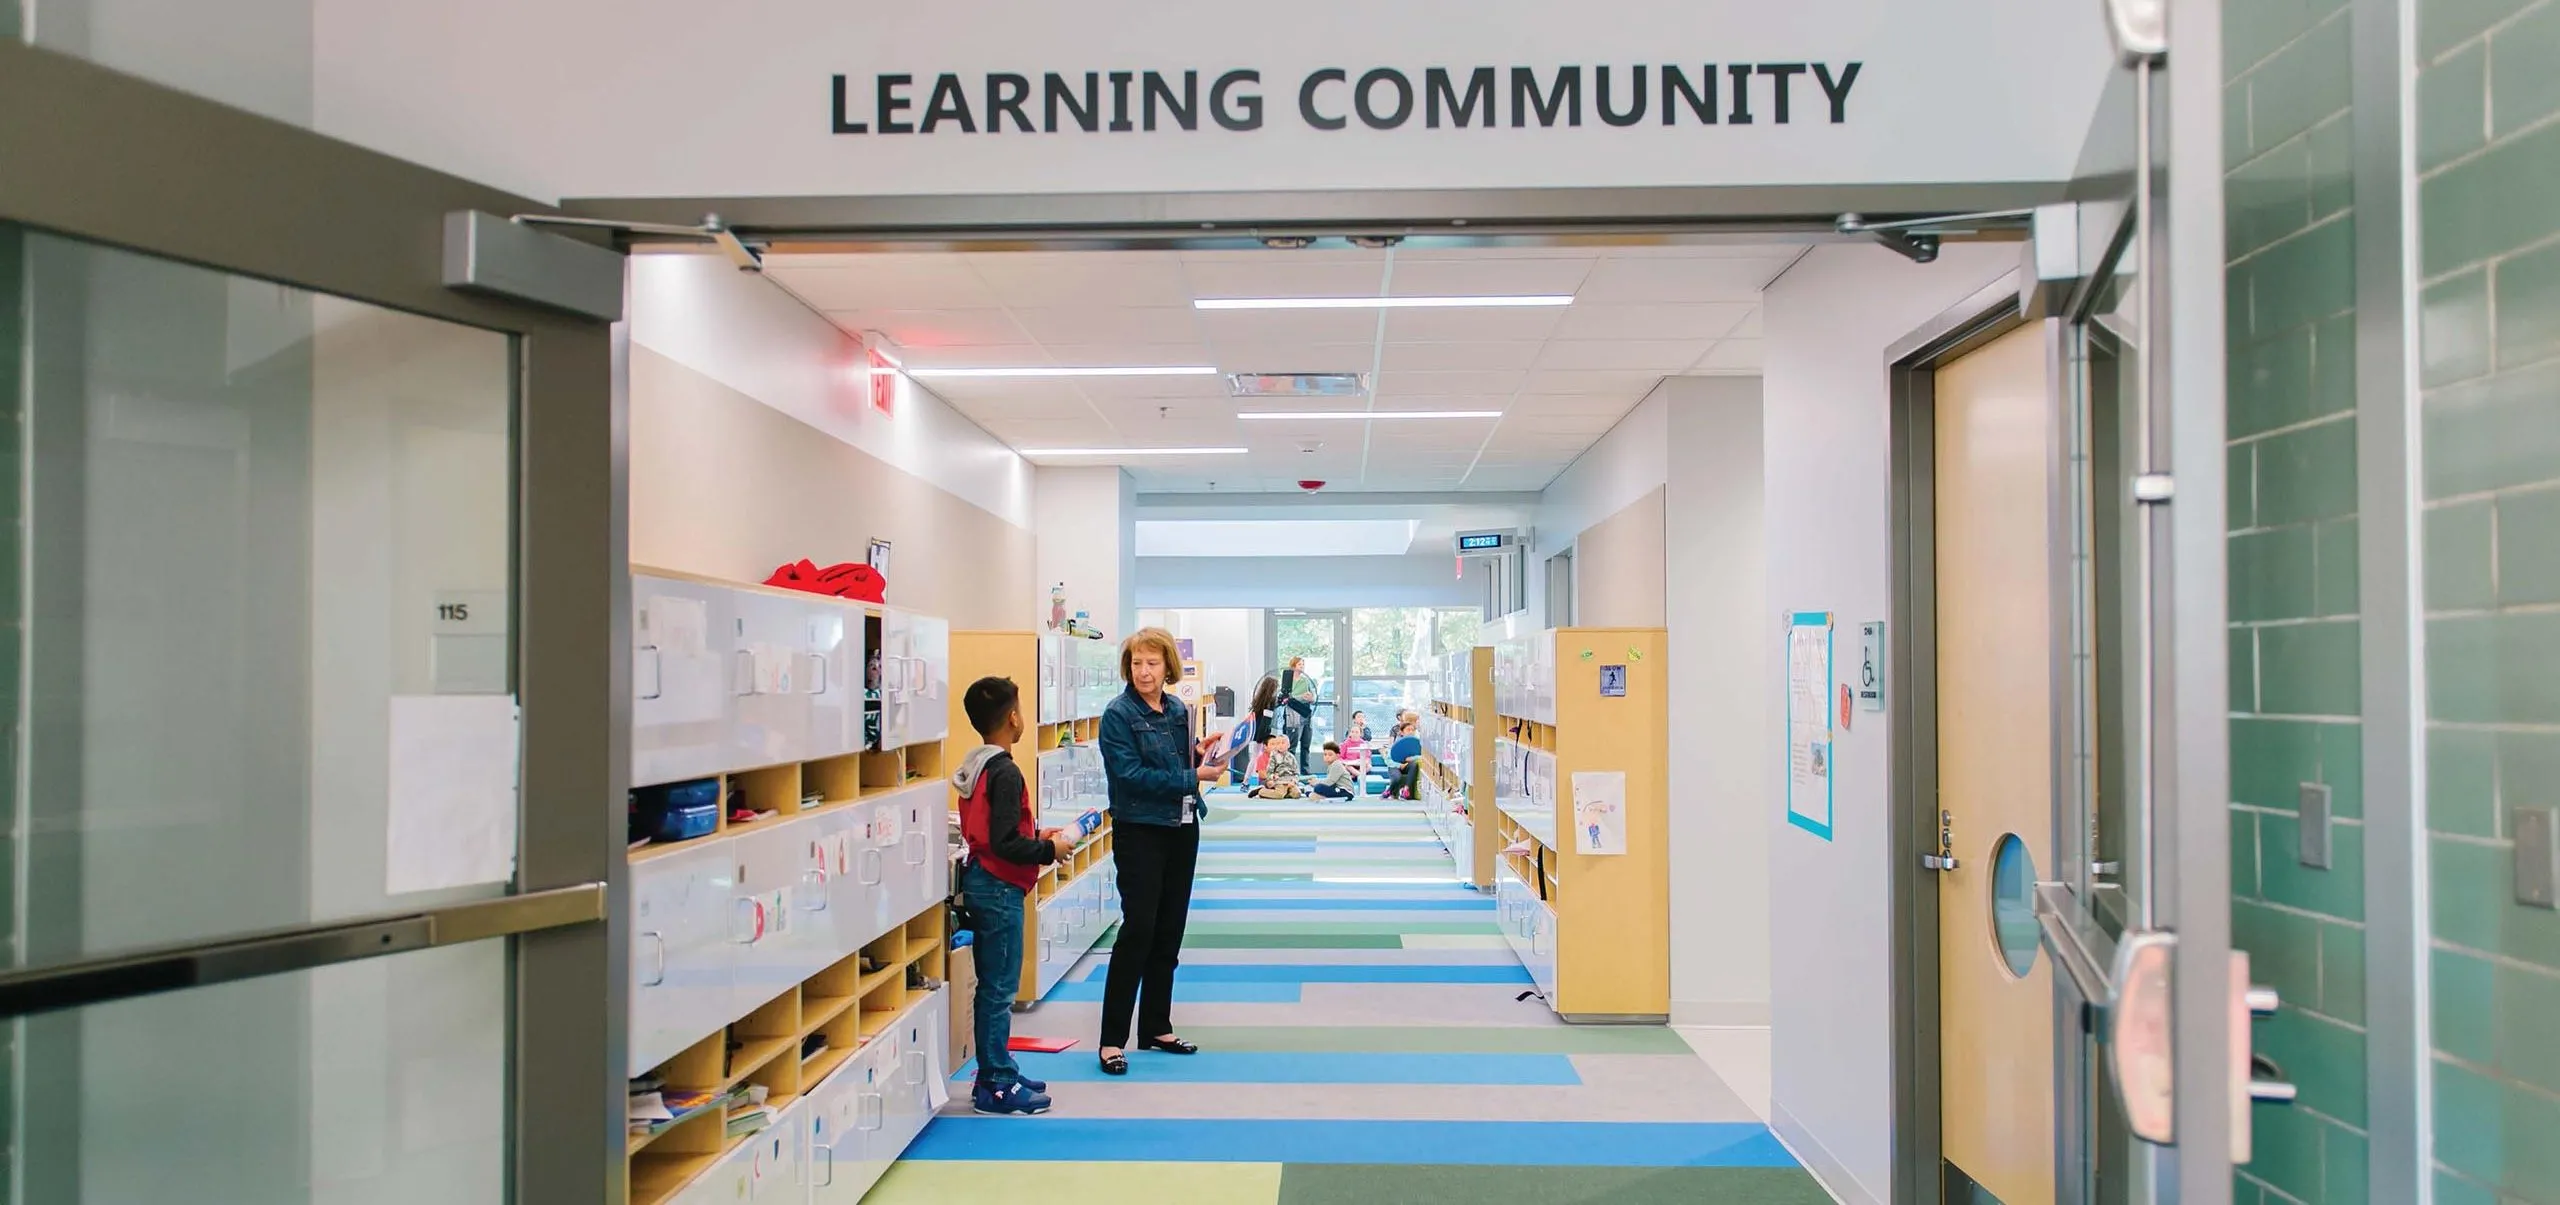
1120,627,1184,685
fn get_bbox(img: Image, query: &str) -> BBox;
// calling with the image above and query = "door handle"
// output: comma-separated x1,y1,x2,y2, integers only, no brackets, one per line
729,896,762,944
859,848,883,886
734,648,758,696
638,931,667,986
814,1142,835,1187
905,833,929,866
904,1050,927,1086
856,1093,883,1131
809,653,829,696
801,869,829,911
636,645,663,700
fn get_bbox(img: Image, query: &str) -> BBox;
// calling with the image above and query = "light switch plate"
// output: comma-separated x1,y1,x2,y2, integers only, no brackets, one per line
2517,807,2558,909
2298,783,2332,870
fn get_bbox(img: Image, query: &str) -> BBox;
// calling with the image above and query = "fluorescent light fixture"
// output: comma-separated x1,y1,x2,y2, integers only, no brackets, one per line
1196,294,1573,311
906,365,1218,379
1236,409,1501,421
1017,446,1248,457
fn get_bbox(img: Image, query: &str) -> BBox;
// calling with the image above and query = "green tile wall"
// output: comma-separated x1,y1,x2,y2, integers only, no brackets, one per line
2418,0,2560,1199
2228,0,2370,1198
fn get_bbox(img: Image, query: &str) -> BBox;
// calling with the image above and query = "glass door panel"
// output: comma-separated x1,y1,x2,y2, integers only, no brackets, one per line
5,222,523,1205
1271,610,1347,751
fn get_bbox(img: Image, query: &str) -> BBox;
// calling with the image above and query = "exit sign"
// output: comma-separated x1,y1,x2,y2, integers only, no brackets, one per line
868,349,896,417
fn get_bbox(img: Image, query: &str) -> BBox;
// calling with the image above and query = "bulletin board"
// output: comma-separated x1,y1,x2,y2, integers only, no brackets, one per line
1786,611,1835,840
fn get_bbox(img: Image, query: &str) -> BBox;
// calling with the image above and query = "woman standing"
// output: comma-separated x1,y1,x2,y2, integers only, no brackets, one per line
1280,655,1319,769
1094,627,1223,1076
1241,674,1282,781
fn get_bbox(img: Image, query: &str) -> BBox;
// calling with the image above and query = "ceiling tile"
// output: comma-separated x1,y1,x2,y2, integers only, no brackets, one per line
1203,342,1379,374
825,308,1031,348
1694,340,1765,372
1381,306,1567,342
1501,414,1623,436
1374,369,1528,398
896,343,1055,370
1009,306,1200,346
1519,369,1663,397
963,252,1194,307
1386,258,1597,297
1507,393,1638,417
1727,308,1763,338
1086,397,1239,424
1194,307,1383,346
1551,303,1753,342
1534,340,1705,372
1572,256,1792,305
1380,341,1542,373
1182,259,1390,300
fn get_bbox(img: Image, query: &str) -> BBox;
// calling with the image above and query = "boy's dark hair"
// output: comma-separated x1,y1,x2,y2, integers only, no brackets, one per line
963,676,1020,739
1323,741,1341,754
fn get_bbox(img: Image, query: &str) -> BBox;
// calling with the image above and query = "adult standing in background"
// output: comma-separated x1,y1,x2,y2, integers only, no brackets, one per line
1241,674,1282,780
1094,627,1222,1077
1280,655,1319,771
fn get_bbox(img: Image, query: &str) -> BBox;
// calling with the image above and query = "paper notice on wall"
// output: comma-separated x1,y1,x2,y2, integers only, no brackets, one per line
386,694,520,894
1786,614,1836,840
1570,770,1627,856
645,595,709,658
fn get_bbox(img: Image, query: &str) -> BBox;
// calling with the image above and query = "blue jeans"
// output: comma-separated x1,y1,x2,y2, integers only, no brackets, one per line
961,863,1027,1087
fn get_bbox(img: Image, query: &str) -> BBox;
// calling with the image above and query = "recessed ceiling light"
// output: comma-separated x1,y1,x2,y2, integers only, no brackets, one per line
1195,295,1572,311
907,365,1219,379
1227,372,1369,398
1017,446,1249,456
1237,410,1502,420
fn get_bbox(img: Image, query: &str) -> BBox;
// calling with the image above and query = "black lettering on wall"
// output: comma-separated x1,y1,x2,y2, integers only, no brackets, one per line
1045,72,1100,132
1510,65,1581,128
1300,68,1348,130
1426,67,1495,128
831,74,868,133
1814,62,1862,123
988,74,1034,133
921,73,977,133
1661,65,1716,125
1143,70,1199,131
1108,71,1136,131
1356,68,1415,129
1725,63,1754,124
1757,63,1806,123
1211,69,1264,131
1595,65,1646,127
877,73,916,134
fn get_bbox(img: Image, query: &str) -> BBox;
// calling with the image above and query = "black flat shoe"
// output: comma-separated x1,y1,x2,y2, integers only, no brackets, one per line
1140,1035,1200,1055
1099,1053,1128,1076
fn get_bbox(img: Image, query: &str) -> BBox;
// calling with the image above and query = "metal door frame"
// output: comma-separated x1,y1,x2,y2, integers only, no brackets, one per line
0,39,627,1204
1267,607,1352,733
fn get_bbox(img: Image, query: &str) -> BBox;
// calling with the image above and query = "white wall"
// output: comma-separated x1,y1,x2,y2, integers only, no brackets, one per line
1036,465,1137,638
1659,377,1771,1027
627,252,1035,533
1136,607,1264,718
1760,242,2015,1204
1528,387,1671,629
1135,552,1478,610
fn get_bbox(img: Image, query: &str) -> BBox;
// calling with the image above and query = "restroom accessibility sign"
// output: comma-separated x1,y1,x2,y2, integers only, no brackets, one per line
829,63,1863,136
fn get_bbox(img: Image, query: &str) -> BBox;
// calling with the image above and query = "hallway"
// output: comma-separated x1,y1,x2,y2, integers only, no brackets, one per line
874,795,1828,1205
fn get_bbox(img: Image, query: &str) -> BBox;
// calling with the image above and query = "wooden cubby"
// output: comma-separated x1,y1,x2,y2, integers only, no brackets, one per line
1492,626,1669,1023
630,740,948,865
1424,646,1498,889
626,908,950,1205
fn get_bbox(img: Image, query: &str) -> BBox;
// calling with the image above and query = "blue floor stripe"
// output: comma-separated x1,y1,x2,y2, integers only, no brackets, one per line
907,1118,1800,1168
1191,897,1492,912
980,1051,1578,1085
1041,980,1301,1003
1075,963,1530,985
1195,839,1319,853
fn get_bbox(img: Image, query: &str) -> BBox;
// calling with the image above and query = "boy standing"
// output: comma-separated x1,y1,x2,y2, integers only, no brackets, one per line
1253,733,1303,799
953,676,1076,1116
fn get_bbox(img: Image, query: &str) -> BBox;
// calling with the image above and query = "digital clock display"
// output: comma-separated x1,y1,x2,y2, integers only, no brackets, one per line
1457,533,1505,551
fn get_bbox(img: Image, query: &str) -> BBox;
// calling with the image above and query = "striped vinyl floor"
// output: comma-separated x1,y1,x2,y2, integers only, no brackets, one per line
871,791,1830,1204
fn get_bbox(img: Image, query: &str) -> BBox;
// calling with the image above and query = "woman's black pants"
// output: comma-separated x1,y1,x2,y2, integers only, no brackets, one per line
1101,819,1201,1049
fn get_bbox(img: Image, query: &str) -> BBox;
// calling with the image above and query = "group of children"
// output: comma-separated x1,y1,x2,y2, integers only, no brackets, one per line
1245,708,1429,801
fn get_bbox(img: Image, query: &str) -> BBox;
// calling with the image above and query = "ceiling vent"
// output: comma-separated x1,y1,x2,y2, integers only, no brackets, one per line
1226,372,1368,398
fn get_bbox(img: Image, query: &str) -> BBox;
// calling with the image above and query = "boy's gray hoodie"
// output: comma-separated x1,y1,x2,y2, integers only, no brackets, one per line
952,745,1053,869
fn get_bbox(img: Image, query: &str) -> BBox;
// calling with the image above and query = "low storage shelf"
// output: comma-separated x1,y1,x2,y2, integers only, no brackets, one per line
626,567,959,1205
1489,627,1670,1024
1421,646,1496,889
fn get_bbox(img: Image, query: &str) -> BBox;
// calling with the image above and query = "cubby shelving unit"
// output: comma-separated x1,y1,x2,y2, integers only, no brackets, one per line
1489,627,1670,1023
1421,645,1497,889
947,631,1124,1008
627,567,957,1205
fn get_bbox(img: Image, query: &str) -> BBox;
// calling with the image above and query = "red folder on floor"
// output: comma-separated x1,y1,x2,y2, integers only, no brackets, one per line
1008,1035,1078,1053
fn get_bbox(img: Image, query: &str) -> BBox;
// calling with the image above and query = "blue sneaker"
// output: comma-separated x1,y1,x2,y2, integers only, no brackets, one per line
972,1080,1052,1116
979,1074,1047,1093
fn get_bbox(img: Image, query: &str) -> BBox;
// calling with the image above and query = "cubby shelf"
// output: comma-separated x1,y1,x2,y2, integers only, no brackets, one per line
1488,627,1669,1024
1422,646,1497,889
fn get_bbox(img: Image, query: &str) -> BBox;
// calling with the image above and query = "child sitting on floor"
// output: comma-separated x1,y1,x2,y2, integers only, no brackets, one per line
1312,741,1358,799
1253,733,1303,799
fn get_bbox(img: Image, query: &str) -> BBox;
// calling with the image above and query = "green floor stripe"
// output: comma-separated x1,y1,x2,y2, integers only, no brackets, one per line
1181,933,1405,949
1186,920,1500,936
1277,1166,1832,1205
1168,1025,1695,1054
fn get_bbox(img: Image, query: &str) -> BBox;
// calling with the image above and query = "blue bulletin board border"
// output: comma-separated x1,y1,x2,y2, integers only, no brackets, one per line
1786,611,1835,841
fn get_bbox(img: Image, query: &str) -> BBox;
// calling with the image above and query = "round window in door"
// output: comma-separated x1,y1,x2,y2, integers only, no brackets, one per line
1989,833,2039,978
